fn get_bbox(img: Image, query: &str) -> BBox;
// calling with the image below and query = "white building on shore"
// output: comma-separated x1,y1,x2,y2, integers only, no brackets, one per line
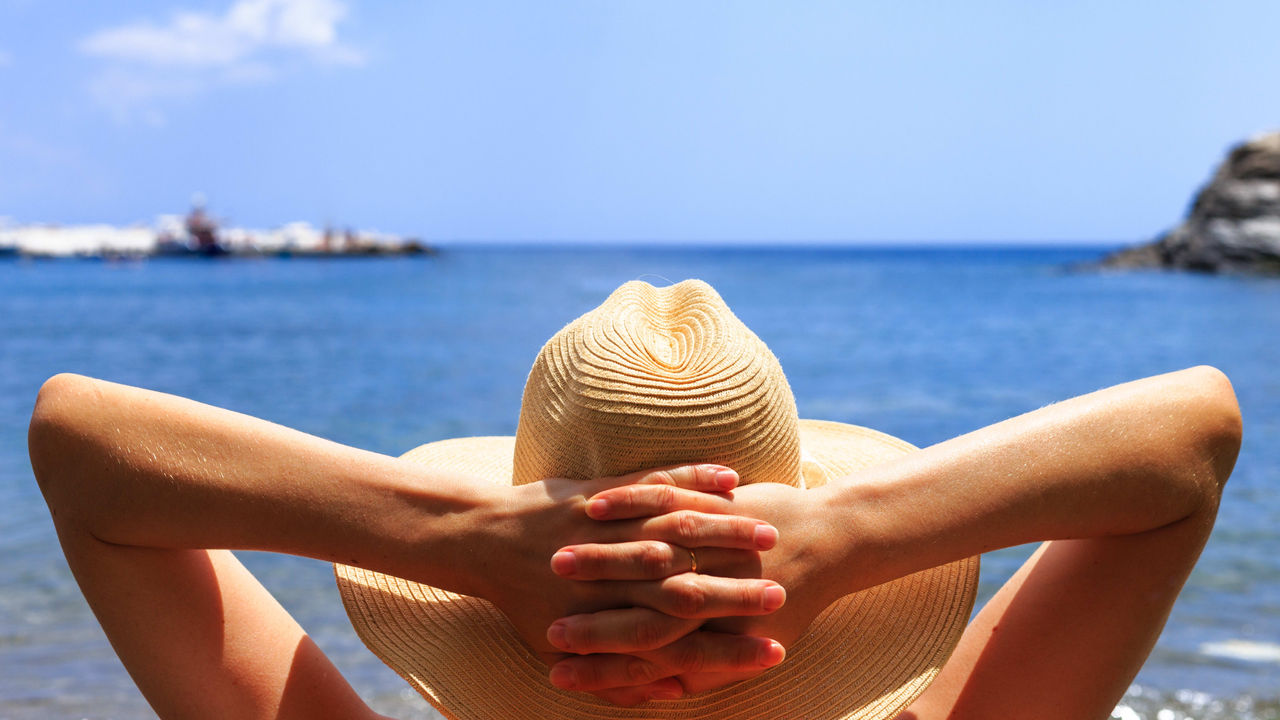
0,214,425,258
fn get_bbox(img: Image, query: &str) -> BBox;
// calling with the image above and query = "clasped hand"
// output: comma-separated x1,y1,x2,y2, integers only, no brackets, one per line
466,464,798,706
482,465,845,706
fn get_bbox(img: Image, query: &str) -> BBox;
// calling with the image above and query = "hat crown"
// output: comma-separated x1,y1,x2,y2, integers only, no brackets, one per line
512,279,803,487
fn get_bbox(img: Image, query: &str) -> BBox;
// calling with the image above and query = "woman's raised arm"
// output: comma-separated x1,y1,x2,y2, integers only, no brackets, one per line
28,374,786,718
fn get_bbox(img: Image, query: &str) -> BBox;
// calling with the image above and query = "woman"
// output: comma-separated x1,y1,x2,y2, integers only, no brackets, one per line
29,280,1241,719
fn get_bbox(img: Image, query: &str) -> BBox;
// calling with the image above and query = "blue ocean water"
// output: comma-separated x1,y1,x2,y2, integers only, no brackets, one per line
0,246,1277,719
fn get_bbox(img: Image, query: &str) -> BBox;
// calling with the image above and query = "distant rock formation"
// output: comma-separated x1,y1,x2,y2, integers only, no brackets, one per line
1102,132,1280,273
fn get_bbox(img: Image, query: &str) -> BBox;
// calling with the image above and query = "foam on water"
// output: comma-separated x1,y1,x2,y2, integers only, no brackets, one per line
1201,640,1280,664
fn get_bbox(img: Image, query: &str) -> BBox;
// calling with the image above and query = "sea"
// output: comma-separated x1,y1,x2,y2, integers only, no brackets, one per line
0,246,1277,719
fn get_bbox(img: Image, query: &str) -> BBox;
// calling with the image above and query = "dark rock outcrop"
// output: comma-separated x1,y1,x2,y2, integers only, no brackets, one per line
1102,132,1280,273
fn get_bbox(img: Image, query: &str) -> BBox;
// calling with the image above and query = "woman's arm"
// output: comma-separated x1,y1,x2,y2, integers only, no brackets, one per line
28,374,785,718
548,366,1242,712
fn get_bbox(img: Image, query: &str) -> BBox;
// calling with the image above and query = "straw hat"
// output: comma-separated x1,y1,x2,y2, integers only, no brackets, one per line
335,279,978,720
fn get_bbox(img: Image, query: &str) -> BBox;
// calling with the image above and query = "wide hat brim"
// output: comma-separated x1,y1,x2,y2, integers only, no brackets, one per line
335,419,979,720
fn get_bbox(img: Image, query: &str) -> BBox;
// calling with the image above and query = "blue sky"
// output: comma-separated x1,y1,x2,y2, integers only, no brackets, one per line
2,1,1280,243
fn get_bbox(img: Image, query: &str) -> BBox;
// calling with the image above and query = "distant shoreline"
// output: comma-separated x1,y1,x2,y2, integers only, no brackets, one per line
0,211,432,260
0,242,1124,262
0,243,434,261
0,242,1124,263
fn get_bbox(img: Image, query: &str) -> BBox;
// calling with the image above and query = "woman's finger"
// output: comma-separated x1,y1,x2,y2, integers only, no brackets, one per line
549,633,785,692
548,607,698,654
551,542,757,580
558,574,783,628
586,483,737,520
644,573,786,619
639,510,777,550
603,464,739,494
549,554,783,629
575,509,775,550
552,653,673,691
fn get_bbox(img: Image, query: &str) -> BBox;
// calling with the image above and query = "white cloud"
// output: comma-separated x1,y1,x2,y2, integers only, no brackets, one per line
81,0,361,68
0,48,12,68
79,0,362,123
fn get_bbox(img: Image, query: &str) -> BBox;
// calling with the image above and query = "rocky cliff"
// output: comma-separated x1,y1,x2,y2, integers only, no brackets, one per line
1102,132,1280,273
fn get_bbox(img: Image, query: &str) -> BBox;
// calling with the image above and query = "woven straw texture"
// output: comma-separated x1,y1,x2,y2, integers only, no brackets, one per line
335,280,978,720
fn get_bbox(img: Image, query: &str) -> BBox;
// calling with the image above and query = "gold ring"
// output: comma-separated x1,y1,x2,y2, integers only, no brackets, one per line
688,547,698,573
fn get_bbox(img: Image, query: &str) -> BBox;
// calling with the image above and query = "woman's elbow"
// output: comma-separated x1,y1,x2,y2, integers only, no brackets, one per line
1182,365,1242,494
28,373,96,499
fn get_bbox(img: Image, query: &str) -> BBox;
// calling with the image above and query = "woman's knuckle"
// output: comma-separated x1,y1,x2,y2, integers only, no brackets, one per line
675,639,708,673
627,658,661,684
638,541,672,576
631,617,668,650
570,620,597,652
614,485,638,509
584,546,615,574
668,578,708,617
648,469,677,486
674,511,703,542
733,518,758,543
656,484,679,510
